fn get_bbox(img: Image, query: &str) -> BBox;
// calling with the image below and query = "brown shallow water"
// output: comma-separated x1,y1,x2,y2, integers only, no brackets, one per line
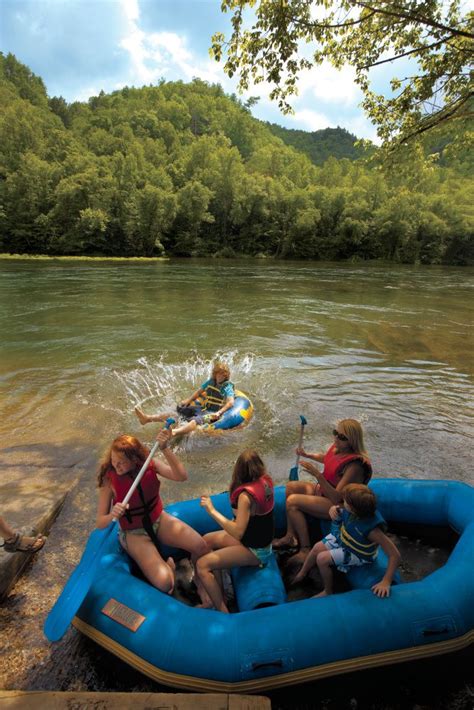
0,258,473,707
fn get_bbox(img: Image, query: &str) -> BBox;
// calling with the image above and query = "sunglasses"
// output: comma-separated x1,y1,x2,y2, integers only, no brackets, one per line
333,429,349,442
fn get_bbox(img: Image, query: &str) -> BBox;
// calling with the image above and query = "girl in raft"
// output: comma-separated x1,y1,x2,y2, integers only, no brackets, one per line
291,484,401,598
197,449,274,613
134,361,235,437
96,429,211,604
273,419,372,565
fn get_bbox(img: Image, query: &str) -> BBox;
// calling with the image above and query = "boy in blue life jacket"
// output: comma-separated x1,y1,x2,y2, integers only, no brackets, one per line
135,361,235,437
291,483,401,598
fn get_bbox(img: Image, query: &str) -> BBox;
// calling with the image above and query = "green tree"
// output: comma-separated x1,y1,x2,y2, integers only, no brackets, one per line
136,184,177,256
212,1,473,147
171,180,214,256
1,152,57,252
0,52,48,107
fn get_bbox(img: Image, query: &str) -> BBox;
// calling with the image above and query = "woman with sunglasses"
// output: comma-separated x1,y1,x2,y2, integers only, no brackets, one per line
273,419,372,565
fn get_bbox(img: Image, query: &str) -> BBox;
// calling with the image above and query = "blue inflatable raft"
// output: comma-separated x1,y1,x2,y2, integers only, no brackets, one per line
73,479,474,692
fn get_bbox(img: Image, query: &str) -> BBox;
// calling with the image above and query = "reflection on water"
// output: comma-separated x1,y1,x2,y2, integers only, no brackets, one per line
0,258,473,705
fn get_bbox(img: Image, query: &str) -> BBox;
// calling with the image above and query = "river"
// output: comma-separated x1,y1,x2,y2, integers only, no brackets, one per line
0,258,473,708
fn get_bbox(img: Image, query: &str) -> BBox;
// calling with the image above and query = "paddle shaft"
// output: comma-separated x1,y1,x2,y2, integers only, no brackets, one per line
113,417,174,517
116,439,160,516
294,422,305,470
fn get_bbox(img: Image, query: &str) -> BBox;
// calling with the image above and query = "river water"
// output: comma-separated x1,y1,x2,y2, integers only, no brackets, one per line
0,258,473,707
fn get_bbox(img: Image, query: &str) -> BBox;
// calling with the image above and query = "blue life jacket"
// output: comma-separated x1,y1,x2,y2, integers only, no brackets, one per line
339,509,386,561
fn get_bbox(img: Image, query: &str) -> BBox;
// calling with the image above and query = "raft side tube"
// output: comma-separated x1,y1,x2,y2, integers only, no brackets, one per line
231,553,287,611
164,492,287,611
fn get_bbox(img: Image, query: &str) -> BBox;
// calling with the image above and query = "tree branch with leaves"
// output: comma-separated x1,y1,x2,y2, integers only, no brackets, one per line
211,0,473,148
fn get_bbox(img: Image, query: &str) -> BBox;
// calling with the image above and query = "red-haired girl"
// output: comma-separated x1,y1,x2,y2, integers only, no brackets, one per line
96,429,210,601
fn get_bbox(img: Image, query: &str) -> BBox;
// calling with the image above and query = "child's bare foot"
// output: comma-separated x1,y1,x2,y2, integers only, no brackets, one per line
134,406,150,425
313,590,329,598
272,534,298,550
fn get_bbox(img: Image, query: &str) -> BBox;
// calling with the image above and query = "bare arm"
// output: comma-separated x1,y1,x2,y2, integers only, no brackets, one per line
153,429,187,482
296,448,325,463
200,491,251,542
181,387,204,406
96,483,125,529
369,528,401,598
307,461,367,504
210,394,235,420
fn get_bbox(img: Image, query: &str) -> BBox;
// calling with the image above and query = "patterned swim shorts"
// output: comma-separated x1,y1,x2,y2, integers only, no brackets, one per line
322,533,373,573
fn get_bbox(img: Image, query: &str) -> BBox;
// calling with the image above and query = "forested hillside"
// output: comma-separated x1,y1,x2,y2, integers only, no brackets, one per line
265,124,372,165
0,53,472,264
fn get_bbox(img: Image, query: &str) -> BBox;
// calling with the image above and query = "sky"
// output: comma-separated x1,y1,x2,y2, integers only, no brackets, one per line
0,0,391,142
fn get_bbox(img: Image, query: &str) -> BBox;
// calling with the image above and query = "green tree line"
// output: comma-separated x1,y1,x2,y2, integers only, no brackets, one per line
0,53,472,264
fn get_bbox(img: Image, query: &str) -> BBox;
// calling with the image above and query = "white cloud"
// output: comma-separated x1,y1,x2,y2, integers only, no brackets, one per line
118,2,225,88
120,0,139,23
288,108,334,132
298,63,360,105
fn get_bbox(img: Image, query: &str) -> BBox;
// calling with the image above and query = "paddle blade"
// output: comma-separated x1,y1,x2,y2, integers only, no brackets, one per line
44,523,116,642
289,465,299,482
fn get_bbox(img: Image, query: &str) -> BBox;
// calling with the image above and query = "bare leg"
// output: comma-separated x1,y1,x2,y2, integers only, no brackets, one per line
273,481,317,549
196,536,260,613
171,419,198,437
0,516,16,540
158,512,213,607
291,541,326,584
314,550,334,597
134,406,171,425
166,557,176,594
286,493,332,564
122,534,174,593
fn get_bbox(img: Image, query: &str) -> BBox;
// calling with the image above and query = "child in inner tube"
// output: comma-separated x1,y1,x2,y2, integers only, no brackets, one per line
134,361,235,437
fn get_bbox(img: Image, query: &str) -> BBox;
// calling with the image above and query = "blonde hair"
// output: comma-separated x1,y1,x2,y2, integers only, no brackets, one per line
212,360,230,380
337,419,369,462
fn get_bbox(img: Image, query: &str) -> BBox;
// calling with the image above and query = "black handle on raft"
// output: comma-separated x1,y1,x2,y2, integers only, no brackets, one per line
251,660,284,671
422,627,450,637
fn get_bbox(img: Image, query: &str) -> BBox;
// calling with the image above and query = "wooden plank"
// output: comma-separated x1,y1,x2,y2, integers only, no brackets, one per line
0,691,271,709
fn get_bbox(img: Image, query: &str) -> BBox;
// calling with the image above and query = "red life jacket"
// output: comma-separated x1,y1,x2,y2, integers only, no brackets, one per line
230,474,274,548
107,462,163,531
230,474,274,513
323,444,372,489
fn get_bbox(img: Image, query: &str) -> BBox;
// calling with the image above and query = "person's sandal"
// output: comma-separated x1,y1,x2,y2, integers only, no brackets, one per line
2,532,46,553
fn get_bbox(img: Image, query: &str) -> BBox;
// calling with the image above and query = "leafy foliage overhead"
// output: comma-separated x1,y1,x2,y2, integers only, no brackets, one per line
211,1,474,148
